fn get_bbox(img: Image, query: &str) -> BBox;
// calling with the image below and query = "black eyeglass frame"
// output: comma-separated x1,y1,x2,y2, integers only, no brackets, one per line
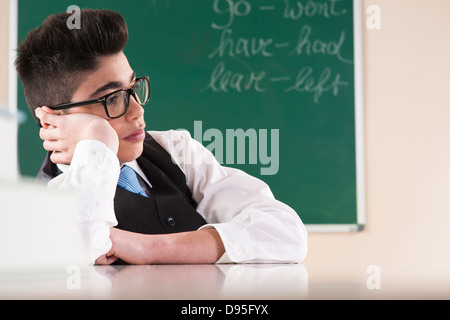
48,76,150,119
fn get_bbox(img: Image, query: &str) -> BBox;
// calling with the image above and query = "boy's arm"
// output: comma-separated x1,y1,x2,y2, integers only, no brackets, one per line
96,228,225,265
36,107,122,264
152,130,308,264
36,107,225,265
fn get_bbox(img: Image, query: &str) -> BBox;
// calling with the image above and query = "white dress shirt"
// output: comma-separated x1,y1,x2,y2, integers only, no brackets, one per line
49,130,308,264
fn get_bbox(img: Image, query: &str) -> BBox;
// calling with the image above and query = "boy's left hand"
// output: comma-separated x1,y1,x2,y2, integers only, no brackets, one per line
95,227,150,265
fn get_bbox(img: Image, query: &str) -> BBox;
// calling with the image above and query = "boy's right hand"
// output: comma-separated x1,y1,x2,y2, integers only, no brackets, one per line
36,106,119,165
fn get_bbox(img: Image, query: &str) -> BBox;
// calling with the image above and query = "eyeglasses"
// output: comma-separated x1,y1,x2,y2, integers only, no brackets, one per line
48,76,150,119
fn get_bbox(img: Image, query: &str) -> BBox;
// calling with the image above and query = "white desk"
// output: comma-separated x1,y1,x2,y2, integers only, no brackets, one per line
1,262,449,300
0,264,308,300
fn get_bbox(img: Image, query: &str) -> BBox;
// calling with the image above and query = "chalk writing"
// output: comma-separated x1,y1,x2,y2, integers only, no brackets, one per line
283,0,347,20
212,0,251,30
290,25,352,64
204,0,353,103
208,29,274,58
284,67,348,103
201,61,266,93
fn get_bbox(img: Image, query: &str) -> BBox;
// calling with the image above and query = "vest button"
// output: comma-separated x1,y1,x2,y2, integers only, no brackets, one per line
166,216,176,227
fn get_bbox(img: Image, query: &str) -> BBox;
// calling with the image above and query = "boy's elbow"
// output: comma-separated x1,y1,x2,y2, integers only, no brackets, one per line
295,239,308,263
292,219,308,262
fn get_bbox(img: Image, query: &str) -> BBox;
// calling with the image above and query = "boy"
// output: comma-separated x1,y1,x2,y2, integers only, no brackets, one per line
15,9,307,265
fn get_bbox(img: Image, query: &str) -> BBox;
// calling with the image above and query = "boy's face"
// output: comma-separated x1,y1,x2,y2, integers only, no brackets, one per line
67,52,146,163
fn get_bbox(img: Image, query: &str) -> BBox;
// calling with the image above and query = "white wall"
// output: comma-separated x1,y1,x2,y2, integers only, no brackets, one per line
306,0,450,277
0,0,18,181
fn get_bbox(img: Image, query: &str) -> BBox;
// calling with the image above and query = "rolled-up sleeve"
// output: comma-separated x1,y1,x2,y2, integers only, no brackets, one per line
151,130,308,263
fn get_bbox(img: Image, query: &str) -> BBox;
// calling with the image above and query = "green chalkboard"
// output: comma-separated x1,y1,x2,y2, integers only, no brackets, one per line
15,0,365,231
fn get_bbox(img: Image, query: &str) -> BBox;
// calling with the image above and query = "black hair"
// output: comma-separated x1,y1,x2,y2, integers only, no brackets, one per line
15,9,129,121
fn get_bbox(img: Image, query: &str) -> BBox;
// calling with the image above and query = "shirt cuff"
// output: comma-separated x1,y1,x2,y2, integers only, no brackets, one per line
199,222,253,264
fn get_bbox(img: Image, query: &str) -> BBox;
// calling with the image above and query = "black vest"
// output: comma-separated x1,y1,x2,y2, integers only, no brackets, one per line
37,133,207,235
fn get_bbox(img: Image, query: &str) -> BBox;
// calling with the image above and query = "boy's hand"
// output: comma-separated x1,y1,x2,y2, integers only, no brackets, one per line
36,106,119,164
95,227,149,265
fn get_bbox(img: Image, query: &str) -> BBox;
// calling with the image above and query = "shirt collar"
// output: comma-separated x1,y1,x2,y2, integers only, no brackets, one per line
123,160,152,188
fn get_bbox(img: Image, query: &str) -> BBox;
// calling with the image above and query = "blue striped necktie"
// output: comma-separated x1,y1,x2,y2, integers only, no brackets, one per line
118,165,148,197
